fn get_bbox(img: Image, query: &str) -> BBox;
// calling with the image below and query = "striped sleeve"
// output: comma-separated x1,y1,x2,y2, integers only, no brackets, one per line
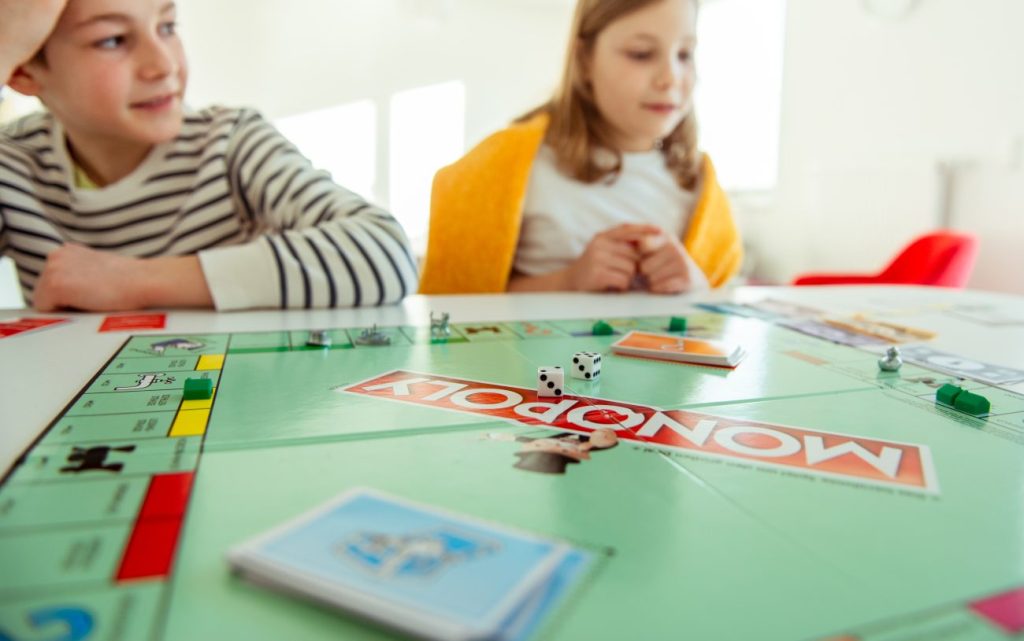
198,111,418,310
0,192,6,258
0,135,21,260
0,139,53,281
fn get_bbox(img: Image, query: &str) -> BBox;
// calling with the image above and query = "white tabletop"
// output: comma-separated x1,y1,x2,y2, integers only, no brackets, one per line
3,285,1024,475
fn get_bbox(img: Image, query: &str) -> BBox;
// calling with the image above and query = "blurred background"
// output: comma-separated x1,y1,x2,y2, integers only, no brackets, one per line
1,0,1021,307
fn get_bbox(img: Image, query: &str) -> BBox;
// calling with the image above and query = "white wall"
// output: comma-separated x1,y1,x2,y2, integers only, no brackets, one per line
751,0,1024,292
177,0,575,252
178,0,572,159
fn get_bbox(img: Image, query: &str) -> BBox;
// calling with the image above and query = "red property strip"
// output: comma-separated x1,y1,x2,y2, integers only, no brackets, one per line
116,472,194,581
0,317,68,338
99,313,167,333
969,586,1024,634
137,472,194,520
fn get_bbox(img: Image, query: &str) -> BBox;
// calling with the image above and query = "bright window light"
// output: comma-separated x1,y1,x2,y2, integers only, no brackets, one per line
389,81,466,248
695,0,787,192
0,257,23,309
0,92,43,125
275,100,377,202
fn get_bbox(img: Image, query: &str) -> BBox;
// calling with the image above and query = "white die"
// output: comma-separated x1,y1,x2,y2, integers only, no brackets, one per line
571,352,601,380
537,366,564,397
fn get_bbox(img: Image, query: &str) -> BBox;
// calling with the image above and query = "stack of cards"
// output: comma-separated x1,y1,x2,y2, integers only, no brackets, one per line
227,488,592,641
611,330,746,368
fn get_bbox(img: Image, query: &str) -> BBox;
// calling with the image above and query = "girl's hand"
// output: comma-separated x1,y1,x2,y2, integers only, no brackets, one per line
637,229,696,294
566,223,659,292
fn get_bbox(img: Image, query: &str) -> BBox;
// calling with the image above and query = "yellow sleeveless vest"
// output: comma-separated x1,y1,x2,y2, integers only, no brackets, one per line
419,114,742,294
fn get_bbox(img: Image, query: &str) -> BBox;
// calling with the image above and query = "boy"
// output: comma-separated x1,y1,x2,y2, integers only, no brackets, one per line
0,0,418,311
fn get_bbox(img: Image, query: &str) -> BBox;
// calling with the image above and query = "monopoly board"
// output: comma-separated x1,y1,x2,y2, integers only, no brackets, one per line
2,311,1023,641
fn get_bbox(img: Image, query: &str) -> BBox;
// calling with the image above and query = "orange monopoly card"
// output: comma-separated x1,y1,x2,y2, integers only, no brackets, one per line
611,330,746,368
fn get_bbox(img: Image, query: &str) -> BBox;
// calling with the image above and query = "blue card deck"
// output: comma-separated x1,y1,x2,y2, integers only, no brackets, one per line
227,488,592,641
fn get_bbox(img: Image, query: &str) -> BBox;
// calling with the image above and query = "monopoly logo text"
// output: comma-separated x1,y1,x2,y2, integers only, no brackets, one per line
340,371,939,493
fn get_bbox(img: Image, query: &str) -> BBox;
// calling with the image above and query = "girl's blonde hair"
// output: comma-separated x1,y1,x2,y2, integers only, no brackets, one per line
522,0,701,190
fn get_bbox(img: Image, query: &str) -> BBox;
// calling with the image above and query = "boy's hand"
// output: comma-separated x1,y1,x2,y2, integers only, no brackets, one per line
636,228,696,294
33,244,213,312
566,223,658,292
0,0,68,82
33,244,152,312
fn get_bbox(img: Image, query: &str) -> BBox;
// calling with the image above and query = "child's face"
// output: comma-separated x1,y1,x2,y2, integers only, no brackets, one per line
26,0,187,148
585,0,697,152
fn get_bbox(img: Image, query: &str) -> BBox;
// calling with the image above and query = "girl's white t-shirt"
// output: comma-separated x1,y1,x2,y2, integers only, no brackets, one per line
513,144,708,289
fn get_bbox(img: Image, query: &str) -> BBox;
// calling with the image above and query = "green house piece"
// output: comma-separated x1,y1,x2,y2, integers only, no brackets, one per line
669,316,688,332
935,383,963,406
183,377,213,401
592,321,614,336
953,390,991,416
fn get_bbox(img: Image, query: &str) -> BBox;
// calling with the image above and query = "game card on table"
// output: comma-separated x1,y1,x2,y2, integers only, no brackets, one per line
227,488,592,641
611,330,746,367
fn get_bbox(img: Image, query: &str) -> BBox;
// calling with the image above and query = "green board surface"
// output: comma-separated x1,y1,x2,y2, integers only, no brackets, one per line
1,313,1022,641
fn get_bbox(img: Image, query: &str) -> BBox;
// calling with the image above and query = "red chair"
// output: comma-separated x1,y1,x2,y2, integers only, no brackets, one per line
792,230,978,288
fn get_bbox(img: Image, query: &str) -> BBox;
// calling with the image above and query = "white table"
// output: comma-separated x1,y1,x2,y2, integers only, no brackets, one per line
4,285,1024,641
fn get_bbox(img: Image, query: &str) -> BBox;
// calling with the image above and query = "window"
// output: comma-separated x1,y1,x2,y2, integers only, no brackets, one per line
272,81,466,254
389,81,466,249
0,92,42,126
695,0,787,192
274,100,378,202
0,257,23,308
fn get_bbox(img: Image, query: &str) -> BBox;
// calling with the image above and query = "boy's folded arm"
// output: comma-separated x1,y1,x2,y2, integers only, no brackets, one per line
31,244,213,312
208,112,417,311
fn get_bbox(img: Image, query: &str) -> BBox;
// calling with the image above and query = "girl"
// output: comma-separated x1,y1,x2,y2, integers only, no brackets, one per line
419,0,741,294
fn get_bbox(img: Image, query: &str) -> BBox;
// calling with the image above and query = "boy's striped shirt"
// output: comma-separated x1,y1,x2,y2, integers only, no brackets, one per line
0,106,418,310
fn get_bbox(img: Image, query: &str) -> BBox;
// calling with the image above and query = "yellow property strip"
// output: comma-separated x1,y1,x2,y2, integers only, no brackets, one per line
196,354,225,371
170,409,211,437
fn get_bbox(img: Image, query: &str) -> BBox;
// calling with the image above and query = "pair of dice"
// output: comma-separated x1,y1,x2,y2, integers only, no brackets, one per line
538,352,602,397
